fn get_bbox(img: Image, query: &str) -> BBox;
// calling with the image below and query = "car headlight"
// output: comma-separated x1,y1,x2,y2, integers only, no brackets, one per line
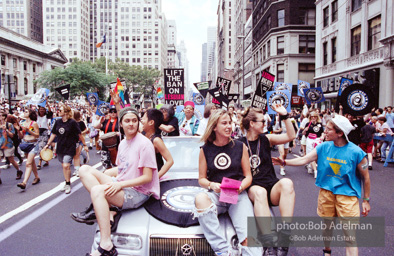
112,233,142,250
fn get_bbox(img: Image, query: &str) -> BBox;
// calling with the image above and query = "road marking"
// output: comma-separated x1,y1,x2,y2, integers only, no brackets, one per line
0,182,84,243
0,162,102,225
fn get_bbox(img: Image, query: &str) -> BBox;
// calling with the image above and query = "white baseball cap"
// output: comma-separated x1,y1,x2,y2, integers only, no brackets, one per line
330,115,355,142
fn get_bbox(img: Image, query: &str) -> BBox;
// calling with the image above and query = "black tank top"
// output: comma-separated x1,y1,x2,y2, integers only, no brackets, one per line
202,140,245,183
239,134,279,188
150,133,164,172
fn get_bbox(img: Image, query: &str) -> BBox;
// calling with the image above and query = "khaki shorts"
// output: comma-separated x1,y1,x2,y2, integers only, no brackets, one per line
317,188,360,217
0,147,15,158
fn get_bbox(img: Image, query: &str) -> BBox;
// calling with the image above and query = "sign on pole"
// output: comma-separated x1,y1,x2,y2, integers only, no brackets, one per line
164,68,184,106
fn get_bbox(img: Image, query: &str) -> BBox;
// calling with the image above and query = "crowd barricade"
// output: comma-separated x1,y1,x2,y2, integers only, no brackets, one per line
373,134,394,167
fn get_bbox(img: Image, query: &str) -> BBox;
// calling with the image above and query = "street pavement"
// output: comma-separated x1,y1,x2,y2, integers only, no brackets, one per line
0,144,393,255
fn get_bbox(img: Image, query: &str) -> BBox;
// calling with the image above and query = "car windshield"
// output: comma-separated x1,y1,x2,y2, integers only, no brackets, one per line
163,136,202,171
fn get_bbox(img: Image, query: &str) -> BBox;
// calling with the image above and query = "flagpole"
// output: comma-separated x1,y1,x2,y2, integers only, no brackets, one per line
105,39,108,75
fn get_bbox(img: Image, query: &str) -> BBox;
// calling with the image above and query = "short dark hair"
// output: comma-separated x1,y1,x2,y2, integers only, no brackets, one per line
29,109,37,121
160,104,175,118
146,109,164,134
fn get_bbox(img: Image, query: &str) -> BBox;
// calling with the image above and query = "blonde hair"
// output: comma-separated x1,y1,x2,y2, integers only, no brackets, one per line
61,104,73,120
309,111,321,123
201,109,232,144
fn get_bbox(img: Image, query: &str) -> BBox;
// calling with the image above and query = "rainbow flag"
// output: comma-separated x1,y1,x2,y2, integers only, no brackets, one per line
111,78,125,107
96,34,106,48
157,87,164,99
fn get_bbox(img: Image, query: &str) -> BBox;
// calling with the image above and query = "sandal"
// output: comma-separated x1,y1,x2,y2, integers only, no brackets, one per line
110,211,122,233
86,245,118,256
43,162,49,167
37,165,41,170
323,249,332,255
16,170,23,180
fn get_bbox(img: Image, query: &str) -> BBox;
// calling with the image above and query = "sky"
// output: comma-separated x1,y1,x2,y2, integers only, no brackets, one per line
162,0,217,85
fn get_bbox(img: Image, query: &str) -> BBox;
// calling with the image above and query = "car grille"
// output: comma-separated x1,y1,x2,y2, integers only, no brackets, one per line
149,237,215,256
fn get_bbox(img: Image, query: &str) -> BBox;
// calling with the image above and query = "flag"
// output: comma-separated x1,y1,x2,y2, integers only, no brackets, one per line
110,78,125,107
27,88,50,107
86,92,99,105
157,87,164,99
55,84,70,100
96,34,106,48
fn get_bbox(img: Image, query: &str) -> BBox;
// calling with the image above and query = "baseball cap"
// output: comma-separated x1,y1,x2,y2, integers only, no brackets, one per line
330,115,355,142
119,107,140,122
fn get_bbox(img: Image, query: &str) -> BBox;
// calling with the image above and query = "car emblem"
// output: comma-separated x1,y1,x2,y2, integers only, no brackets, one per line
181,243,193,256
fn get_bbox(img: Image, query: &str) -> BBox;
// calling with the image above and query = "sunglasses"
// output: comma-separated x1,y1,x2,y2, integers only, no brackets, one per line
109,110,117,113
253,120,265,124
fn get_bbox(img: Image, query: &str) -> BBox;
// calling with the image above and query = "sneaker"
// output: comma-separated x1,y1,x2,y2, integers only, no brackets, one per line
314,170,317,179
73,170,79,177
5,164,10,169
280,168,286,176
64,184,71,194
96,150,101,154
307,165,313,174
368,166,373,170
53,153,57,159
88,146,93,150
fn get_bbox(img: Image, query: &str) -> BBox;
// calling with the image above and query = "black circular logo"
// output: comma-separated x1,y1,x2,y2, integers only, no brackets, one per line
98,102,109,115
161,186,206,213
339,84,374,116
194,94,204,105
299,82,309,96
347,90,368,111
268,91,290,109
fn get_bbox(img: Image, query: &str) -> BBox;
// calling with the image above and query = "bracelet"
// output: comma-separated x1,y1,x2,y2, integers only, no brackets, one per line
279,113,289,121
208,182,211,191
363,197,370,202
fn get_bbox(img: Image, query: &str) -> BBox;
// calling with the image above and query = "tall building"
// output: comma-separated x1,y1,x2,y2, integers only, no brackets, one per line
167,19,178,68
0,0,43,43
206,26,216,82
217,0,234,82
177,40,190,95
248,0,316,104
43,0,90,61
234,0,253,101
201,43,207,81
315,0,393,108
90,0,167,72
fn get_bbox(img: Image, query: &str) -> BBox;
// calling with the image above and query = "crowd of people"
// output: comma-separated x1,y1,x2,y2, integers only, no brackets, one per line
2,95,392,256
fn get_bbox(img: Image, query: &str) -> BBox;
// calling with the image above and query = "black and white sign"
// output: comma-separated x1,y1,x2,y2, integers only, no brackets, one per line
164,68,184,106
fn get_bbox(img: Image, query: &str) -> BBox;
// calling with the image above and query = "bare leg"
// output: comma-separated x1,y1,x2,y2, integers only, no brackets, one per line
21,153,38,184
62,163,71,182
248,186,272,235
270,178,295,218
7,156,20,172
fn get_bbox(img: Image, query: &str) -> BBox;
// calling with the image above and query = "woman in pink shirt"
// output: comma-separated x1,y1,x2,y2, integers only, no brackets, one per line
78,107,158,256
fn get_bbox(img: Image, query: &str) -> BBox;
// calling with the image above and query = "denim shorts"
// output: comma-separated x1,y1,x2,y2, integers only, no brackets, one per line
111,177,150,210
57,154,73,164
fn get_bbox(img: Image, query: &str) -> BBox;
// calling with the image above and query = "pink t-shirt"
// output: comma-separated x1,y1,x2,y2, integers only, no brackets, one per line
116,133,159,199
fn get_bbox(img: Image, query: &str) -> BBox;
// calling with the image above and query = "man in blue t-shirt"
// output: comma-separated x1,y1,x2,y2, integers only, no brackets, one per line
273,115,371,256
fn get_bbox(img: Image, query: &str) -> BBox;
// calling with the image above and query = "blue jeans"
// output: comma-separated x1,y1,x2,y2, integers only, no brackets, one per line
193,191,260,255
381,141,391,160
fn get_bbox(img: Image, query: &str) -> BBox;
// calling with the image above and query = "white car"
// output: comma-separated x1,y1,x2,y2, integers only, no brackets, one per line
90,136,242,256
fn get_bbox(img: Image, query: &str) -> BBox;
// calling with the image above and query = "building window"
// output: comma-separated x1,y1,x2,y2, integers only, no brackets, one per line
368,15,381,51
332,1,338,23
263,44,266,60
298,63,315,85
299,9,315,25
277,9,285,27
267,40,270,57
352,0,362,12
323,6,329,27
277,36,284,55
277,64,284,82
24,78,28,94
323,42,328,65
331,37,337,63
23,61,27,71
299,35,315,54
13,58,17,68
1,55,5,66
351,25,361,56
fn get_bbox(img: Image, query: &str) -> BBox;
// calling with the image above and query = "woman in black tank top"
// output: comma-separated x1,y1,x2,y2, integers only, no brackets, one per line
239,104,296,254
193,109,261,255
141,109,173,178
